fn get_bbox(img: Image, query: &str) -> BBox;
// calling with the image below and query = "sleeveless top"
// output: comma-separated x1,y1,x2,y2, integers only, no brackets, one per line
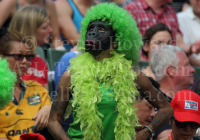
67,84,117,140
61,0,84,50
68,0,83,32
2,0,46,29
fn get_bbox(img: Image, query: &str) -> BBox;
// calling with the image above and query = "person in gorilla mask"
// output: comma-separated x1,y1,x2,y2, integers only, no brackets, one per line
48,3,173,140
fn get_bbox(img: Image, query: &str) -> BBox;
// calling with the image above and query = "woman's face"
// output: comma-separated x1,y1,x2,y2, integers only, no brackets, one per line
35,19,52,46
171,119,198,140
143,31,172,59
5,42,34,78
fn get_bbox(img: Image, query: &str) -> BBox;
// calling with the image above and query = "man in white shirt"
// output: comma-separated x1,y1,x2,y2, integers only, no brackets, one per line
177,0,200,60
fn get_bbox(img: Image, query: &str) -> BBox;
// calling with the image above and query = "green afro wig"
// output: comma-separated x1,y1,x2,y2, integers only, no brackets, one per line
0,57,17,108
78,3,143,64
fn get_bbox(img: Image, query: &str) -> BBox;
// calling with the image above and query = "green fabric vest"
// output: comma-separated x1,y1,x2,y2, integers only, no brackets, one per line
67,85,117,140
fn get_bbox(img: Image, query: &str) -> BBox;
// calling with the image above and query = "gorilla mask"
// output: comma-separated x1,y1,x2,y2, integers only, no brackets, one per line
85,20,115,56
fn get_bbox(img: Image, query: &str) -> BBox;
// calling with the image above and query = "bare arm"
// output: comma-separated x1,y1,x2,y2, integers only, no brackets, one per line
177,33,200,66
47,71,71,140
177,32,191,55
46,0,63,48
0,0,16,27
188,55,200,66
134,69,173,139
54,0,80,46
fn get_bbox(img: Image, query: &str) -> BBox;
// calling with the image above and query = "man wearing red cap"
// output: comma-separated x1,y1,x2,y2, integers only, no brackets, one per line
161,90,200,140
150,45,196,139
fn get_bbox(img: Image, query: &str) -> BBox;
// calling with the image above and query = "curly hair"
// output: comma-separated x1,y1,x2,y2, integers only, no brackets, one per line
78,3,143,64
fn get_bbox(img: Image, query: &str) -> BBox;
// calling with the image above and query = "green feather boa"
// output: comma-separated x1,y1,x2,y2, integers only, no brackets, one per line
67,51,140,140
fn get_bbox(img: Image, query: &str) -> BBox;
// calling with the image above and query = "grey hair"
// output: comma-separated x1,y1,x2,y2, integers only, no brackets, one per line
150,45,184,81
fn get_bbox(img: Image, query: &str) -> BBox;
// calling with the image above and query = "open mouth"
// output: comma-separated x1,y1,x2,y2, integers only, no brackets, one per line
85,40,99,47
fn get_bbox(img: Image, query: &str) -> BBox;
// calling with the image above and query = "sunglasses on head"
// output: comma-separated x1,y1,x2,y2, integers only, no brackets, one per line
4,54,35,61
172,117,199,129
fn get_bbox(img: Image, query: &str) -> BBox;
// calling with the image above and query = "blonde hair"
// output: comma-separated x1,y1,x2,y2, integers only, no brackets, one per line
9,5,48,38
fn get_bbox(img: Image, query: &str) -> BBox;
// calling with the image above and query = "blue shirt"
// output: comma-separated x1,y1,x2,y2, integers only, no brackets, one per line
54,51,77,92
54,51,78,131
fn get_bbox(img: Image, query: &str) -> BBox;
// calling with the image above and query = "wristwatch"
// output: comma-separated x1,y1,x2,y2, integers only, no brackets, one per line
144,125,155,138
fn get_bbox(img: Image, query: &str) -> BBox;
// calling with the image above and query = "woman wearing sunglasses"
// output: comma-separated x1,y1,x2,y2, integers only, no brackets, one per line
9,5,51,90
161,90,200,140
0,28,51,140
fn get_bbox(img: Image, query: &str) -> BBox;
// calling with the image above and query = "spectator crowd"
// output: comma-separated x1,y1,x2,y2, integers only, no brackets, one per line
0,0,199,140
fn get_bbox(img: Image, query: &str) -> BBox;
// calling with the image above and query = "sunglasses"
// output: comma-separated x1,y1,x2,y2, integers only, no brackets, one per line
4,54,35,61
172,117,199,129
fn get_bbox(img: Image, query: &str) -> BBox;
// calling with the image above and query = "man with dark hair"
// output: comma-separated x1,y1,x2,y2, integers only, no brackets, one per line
134,95,156,132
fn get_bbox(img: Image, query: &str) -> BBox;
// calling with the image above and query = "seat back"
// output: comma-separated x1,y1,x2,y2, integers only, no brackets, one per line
36,47,46,60
46,48,68,98
47,48,68,71
137,61,149,70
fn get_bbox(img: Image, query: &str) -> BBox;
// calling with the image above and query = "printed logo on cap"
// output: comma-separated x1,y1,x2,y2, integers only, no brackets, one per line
185,100,198,111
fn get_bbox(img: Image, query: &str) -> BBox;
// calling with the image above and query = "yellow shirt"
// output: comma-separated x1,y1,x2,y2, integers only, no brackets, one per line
0,80,51,140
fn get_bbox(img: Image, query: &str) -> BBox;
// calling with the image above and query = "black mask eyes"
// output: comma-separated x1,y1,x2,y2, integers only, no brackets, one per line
98,27,105,32
88,27,105,33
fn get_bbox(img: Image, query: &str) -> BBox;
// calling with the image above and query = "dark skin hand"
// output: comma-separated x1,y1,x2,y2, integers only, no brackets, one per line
47,68,173,140
47,71,71,140
134,69,173,140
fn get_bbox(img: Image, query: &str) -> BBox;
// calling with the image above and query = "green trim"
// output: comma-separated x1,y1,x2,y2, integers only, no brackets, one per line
13,86,26,105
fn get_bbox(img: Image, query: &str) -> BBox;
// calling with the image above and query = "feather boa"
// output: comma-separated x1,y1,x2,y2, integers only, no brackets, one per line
66,52,140,140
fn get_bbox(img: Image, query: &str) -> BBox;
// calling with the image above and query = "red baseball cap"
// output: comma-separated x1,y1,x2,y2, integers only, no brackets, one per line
170,90,200,124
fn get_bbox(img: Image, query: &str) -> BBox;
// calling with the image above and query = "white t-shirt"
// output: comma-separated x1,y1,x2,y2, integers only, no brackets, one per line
177,8,200,59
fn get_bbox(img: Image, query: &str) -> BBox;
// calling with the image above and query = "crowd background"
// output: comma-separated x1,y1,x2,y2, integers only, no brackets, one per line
0,0,200,140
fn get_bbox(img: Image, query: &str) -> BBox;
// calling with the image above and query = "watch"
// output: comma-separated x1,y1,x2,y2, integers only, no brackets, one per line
144,125,155,138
